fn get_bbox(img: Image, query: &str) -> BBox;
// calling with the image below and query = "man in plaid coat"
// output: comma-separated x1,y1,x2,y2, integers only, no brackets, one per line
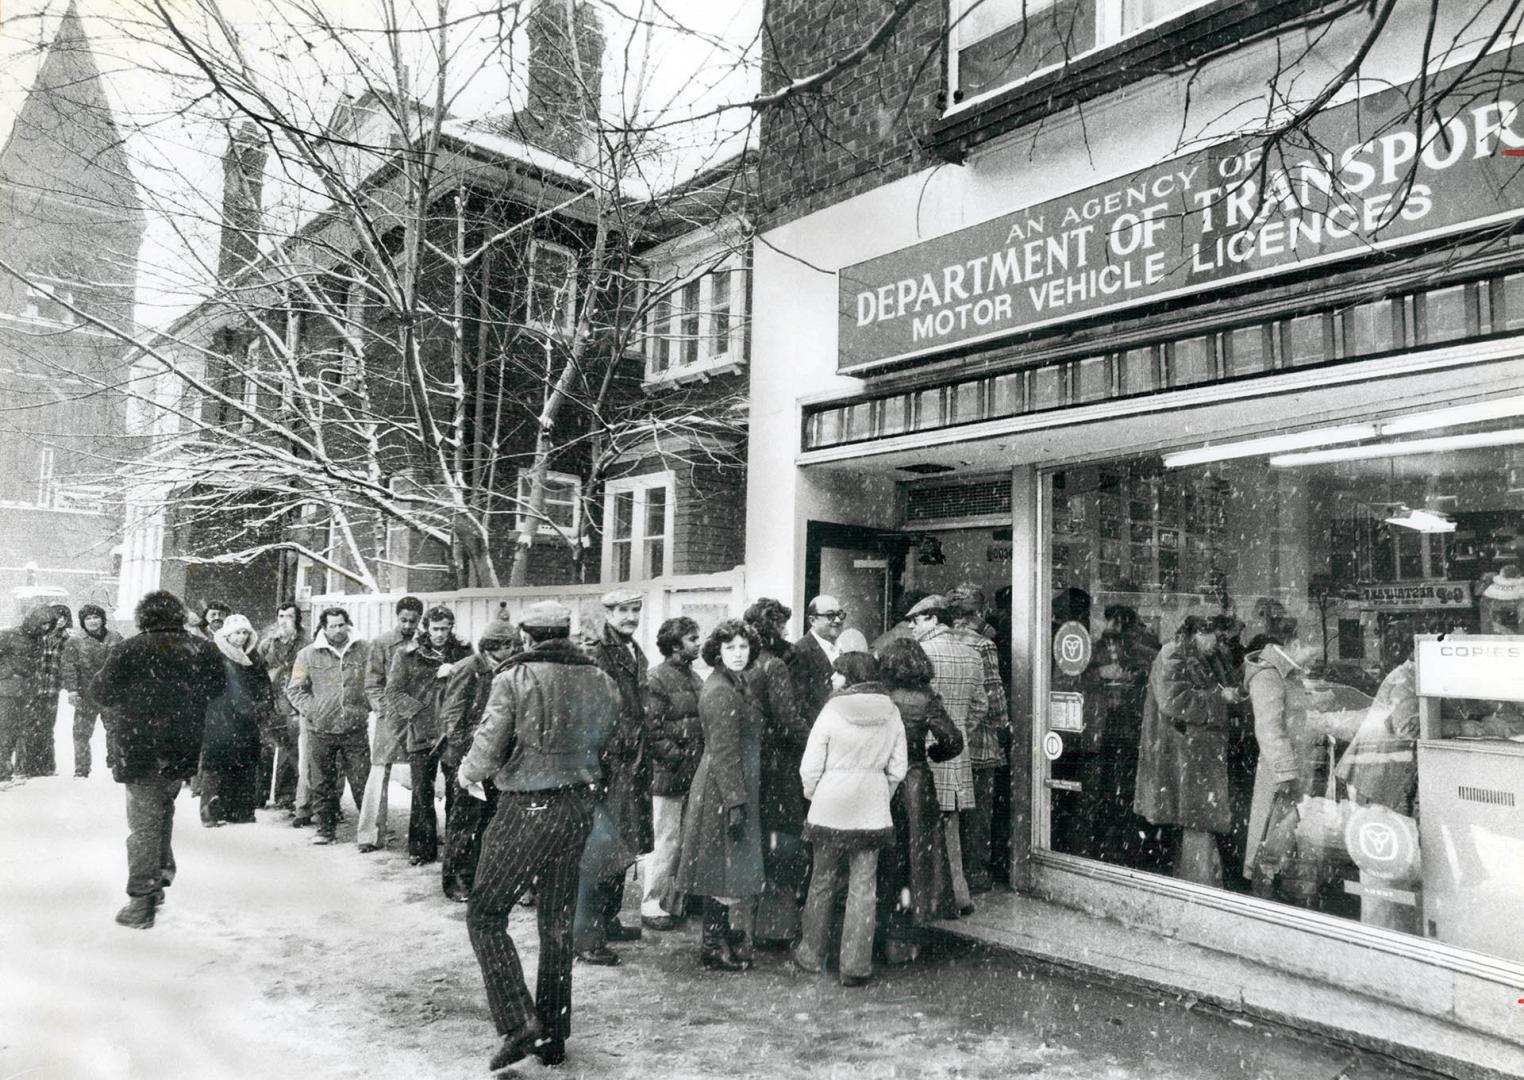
907,594,987,918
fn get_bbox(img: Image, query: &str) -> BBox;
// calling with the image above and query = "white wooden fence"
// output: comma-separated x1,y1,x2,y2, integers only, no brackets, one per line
304,567,747,656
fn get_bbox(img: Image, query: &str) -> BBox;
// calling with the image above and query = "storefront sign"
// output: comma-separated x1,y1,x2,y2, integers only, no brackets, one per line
1048,691,1084,734
1355,581,1472,610
838,45,1524,374
1415,635,1524,701
1053,621,1092,676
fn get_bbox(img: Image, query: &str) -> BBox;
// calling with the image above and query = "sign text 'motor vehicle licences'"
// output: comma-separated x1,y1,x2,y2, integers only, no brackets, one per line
837,46,1524,375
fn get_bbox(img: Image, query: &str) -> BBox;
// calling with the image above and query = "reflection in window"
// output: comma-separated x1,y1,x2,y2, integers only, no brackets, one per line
1031,365,1064,410
1170,336,1213,386
1286,314,1325,367
1122,346,1158,394
1346,299,1396,356
1224,325,1268,376
1044,416,1524,966
1420,284,1469,345
1074,356,1108,402
990,372,1023,416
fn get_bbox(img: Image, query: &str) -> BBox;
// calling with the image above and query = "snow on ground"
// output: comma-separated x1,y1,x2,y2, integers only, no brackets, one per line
3,706,1435,1080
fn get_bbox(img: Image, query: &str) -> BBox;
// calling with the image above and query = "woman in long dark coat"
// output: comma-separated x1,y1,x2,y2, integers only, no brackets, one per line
676,618,765,972
201,614,274,825
876,637,964,962
743,598,806,945
1133,613,1239,886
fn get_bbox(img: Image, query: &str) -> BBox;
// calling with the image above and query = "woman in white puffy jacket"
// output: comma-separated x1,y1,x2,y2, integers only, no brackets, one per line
793,651,908,986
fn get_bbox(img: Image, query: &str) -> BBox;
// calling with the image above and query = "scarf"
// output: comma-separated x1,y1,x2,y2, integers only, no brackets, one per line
215,614,256,667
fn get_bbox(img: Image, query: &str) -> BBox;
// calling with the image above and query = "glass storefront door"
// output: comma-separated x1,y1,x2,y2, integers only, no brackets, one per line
1039,405,1524,964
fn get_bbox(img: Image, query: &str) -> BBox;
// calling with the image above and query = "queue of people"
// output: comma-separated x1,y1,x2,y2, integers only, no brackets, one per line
0,581,1017,1073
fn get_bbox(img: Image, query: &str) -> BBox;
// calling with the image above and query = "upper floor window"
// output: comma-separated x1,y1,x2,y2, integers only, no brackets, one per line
949,0,1213,108
517,468,582,537
528,240,578,334
644,256,746,384
22,280,80,325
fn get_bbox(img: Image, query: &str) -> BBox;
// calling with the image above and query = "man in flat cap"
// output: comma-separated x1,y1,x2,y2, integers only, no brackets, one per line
945,583,1009,893
908,593,987,917
459,600,619,1069
573,587,650,964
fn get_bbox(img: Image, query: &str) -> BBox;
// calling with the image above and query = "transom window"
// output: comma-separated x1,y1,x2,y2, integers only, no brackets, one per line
602,472,674,582
517,469,582,537
527,240,578,334
644,256,745,383
949,0,1213,107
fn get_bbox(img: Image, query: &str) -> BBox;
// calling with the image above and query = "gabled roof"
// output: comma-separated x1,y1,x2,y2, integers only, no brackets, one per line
0,2,143,229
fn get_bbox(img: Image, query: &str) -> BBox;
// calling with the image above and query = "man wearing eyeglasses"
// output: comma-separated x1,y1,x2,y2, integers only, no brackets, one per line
787,595,847,729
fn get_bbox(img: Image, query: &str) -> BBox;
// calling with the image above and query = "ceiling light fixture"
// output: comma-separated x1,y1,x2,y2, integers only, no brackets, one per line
1383,507,1457,533
1379,393,1524,435
1162,424,1378,468
1269,427,1524,467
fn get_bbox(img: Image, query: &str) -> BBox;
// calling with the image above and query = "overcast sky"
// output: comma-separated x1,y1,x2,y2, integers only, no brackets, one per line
0,0,764,329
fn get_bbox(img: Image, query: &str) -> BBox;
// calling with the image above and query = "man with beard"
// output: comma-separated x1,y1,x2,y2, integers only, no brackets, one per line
574,587,649,965
62,604,124,778
91,591,226,928
287,608,371,845
388,605,473,866
359,596,424,850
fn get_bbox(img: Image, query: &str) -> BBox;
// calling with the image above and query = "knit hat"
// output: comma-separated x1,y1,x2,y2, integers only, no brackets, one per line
479,615,518,650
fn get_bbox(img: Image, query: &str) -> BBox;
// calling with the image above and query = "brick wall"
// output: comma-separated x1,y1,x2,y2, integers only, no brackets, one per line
674,460,746,575
758,0,945,229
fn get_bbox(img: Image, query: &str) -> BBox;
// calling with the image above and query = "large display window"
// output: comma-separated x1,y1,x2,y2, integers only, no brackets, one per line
1042,401,1524,964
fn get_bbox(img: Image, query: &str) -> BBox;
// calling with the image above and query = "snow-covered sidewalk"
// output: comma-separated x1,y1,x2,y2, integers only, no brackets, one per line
2,711,1440,1080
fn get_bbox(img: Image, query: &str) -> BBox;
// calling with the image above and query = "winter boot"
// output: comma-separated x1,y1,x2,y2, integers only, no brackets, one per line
700,899,747,972
115,894,157,929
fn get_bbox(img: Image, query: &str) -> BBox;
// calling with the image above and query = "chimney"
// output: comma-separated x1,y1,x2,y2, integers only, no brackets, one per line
519,0,604,159
217,122,266,280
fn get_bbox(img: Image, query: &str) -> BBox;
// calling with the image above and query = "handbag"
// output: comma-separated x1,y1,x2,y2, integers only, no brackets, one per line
1294,736,1352,863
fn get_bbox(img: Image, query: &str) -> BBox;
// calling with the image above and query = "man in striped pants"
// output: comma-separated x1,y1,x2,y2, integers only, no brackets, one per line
458,601,619,1071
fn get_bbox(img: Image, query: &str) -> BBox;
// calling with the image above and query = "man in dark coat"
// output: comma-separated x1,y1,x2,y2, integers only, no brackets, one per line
459,600,619,1070
437,615,520,901
640,616,703,931
17,604,71,776
90,590,226,929
388,604,473,866
0,606,55,784
573,587,650,964
62,603,124,778
787,593,845,727
256,602,303,811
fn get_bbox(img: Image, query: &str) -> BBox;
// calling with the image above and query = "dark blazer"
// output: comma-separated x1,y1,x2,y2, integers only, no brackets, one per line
92,625,226,784
786,632,835,726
